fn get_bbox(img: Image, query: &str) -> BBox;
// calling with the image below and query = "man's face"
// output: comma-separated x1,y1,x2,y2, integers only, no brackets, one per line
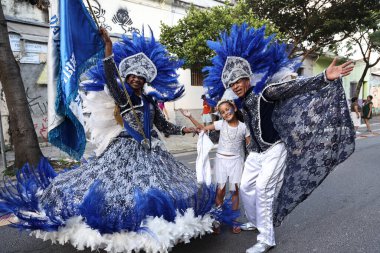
229,78,250,98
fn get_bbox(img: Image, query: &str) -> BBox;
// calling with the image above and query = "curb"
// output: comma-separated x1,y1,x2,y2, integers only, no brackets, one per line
170,148,197,155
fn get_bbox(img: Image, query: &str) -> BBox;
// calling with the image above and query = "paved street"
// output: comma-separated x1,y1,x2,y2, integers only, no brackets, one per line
0,123,379,253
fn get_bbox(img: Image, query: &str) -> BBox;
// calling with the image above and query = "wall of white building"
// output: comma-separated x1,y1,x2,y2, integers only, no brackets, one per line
1,0,226,146
2,0,47,22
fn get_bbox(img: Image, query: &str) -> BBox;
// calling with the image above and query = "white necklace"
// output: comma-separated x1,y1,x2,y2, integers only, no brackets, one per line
226,121,238,141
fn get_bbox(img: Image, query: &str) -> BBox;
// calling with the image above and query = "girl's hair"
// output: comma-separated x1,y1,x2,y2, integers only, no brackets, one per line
368,95,373,100
351,97,358,103
217,100,245,122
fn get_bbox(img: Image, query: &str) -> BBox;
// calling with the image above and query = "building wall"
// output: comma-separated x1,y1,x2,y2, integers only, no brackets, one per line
313,57,370,100
173,69,204,110
298,57,314,77
1,0,49,146
1,0,226,146
2,0,48,22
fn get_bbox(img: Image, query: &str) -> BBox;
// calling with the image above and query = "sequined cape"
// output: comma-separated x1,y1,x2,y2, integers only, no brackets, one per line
241,73,355,226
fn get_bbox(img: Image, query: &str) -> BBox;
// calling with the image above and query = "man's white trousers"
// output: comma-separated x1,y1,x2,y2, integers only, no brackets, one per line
240,142,287,246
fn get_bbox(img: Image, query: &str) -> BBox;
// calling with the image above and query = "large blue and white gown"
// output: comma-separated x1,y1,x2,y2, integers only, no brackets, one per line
0,56,231,253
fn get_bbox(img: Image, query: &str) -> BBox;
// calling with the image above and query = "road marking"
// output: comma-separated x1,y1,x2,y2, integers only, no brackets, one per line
356,132,380,140
0,215,17,227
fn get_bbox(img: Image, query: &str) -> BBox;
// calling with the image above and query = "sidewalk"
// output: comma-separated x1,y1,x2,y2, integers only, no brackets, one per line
0,132,199,172
357,114,380,130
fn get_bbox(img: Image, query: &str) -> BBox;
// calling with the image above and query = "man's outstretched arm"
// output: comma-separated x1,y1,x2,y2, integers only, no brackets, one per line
263,58,354,101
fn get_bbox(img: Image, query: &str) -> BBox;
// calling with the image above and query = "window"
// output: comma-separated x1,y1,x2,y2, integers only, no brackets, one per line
191,66,204,86
297,67,304,77
350,81,357,98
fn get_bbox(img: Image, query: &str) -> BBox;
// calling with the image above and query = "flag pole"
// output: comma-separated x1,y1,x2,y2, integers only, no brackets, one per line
84,0,149,147
85,0,99,29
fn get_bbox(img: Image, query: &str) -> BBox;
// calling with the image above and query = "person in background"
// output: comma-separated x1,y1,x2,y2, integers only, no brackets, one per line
350,97,361,134
158,102,170,137
158,102,169,120
362,95,373,133
201,94,213,126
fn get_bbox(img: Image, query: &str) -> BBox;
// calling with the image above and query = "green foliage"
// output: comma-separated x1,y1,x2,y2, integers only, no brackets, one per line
247,0,379,58
369,30,380,50
341,9,380,97
160,2,278,69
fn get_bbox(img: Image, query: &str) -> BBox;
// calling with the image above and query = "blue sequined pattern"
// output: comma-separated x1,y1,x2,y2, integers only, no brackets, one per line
241,75,355,226
40,56,191,221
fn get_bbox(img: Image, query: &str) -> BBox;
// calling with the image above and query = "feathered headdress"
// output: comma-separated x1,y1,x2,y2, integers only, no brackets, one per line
81,27,185,102
203,23,300,106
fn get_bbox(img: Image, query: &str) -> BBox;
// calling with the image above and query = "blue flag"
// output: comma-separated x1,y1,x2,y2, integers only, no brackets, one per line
48,0,104,160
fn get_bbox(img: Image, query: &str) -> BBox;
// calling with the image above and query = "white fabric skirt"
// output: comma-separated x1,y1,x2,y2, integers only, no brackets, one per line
214,153,244,190
350,112,361,127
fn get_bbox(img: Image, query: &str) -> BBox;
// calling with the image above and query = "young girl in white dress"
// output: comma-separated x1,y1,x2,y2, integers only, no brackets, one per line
180,100,250,233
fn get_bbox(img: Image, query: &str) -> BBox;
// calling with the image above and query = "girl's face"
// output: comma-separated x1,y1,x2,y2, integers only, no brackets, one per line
218,102,236,122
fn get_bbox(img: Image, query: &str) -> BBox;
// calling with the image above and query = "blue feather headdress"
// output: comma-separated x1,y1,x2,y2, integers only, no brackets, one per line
82,27,185,102
203,23,300,106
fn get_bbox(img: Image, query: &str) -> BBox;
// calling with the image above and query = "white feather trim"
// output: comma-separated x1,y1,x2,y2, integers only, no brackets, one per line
31,208,214,253
80,90,123,156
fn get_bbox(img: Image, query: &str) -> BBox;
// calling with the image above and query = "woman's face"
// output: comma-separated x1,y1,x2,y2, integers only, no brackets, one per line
218,102,236,122
367,96,372,101
126,74,145,93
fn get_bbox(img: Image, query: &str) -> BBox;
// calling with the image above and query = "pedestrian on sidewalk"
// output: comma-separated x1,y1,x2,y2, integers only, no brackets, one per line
350,97,361,134
181,100,250,234
158,102,170,137
362,95,373,133
201,94,213,126
203,23,355,253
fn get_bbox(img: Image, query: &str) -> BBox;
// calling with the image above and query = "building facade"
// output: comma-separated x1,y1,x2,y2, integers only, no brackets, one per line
1,0,376,148
0,0,231,146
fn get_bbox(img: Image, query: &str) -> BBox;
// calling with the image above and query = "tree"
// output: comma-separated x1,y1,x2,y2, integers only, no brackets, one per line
349,11,380,98
160,2,279,69
0,0,42,168
247,0,378,60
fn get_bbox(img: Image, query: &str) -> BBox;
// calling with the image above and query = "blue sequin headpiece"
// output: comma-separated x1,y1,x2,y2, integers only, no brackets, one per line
203,23,300,106
82,27,185,102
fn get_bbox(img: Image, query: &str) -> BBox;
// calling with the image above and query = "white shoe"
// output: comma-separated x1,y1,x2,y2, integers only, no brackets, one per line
356,131,361,135
240,222,257,231
246,242,273,253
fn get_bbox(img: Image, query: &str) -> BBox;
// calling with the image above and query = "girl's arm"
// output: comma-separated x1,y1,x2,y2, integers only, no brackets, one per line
179,109,203,128
202,124,215,131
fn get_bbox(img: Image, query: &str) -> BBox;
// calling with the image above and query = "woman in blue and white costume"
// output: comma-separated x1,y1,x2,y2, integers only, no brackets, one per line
0,28,234,253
